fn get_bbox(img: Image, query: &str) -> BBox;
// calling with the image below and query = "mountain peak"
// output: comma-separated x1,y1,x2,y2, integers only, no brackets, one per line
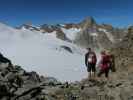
84,16,96,23
79,16,97,29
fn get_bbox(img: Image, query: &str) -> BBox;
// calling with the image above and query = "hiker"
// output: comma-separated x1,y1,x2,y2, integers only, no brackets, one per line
85,48,97,79
97,51,110,80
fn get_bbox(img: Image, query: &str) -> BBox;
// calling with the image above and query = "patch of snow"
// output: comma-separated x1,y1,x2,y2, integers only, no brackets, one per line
59,24,66,27
90,33,98,37
61,28,81,41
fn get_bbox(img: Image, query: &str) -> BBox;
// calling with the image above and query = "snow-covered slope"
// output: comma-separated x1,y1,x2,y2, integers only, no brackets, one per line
0,23,87,82
61,28,81,41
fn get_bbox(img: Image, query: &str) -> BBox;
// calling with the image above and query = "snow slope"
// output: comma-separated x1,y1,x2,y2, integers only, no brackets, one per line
61,28,81,41
0,23,87,82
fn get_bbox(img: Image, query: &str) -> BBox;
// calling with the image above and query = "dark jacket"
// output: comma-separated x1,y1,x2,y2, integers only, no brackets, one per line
85,51,97,66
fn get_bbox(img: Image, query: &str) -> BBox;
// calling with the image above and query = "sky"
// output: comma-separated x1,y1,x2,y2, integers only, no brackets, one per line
0,0,132,27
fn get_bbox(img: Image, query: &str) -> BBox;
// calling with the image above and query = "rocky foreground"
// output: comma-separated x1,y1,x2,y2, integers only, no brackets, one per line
0,57,133,100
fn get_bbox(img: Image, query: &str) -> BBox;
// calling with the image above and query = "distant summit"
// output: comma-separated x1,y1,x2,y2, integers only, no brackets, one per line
79,16,97,29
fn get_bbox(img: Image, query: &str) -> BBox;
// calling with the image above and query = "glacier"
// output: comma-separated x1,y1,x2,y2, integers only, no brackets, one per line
0,23,87,82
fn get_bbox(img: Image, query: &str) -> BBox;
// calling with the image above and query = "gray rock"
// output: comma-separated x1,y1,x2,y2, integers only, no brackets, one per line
120,87,133,100
41,77,59,85
81,87,98,99
0,63,9,71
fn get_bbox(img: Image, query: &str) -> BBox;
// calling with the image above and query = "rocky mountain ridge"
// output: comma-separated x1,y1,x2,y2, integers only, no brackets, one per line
17,17,127,50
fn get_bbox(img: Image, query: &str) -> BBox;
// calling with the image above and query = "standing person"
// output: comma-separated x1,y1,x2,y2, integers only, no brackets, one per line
85,48,97,80
97,51,110,80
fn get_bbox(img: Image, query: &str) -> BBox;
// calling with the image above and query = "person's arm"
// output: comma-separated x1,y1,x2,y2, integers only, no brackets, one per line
85,53,88,66
94,53,97,63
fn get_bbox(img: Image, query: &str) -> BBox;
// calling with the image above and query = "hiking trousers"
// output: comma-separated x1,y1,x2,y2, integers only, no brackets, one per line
87,63,96,72
97,68,109,78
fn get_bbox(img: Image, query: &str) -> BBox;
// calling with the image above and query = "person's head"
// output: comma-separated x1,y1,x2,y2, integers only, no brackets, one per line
101,50,106,55
87,48,91,52
106,50,111,55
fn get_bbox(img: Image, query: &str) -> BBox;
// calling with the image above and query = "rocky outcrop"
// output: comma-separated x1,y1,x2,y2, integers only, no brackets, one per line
40,24,71,41
60,45,73,53
110,26,133,72
40,24,59,33
56,28,69,41
64,23,80,29
0,53,61,100
18,24,41,31
99,24,127,42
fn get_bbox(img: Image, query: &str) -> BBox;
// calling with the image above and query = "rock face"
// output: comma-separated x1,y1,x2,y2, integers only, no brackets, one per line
40,24,60,33
74,24,114,50
111,26,133,71
56,28,69,41
64,23,79,29
79,16,97,29
74,17,127,50
18,24,40,31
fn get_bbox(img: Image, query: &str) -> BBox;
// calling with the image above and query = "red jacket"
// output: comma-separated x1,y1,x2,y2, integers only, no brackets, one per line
99,54,110,71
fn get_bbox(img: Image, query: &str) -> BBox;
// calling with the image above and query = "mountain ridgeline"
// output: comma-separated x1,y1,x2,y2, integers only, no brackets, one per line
18,17,127,50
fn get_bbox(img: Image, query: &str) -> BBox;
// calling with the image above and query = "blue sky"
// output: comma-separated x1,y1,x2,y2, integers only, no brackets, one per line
0,0,132,27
